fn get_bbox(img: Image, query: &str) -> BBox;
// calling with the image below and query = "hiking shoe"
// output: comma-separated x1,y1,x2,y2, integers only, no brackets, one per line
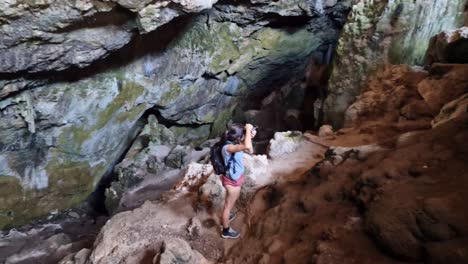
229,212,236,223
221,227,240,239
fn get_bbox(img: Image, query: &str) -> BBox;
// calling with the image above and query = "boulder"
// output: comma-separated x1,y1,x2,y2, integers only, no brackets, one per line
343,65,428,126
174,163,214,192
59,248,91,264
5,233,73,264
105,144,174,213
198,173,225,209
318,125,334,137
417,64,468,114
165,145,210,169
432,93,468,128
154,237,209,264
425,27,468,65
165,145,190,169
242,154,269,184
324,0,465,127
267,131,304,159
106,141,210,214
140,115,177,146
89,200,195,263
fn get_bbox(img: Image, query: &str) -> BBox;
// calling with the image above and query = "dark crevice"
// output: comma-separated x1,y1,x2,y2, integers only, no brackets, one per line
262,13,311,28
86,108,151,220
52,5,136,34
301,43,337,130
152,106,210,129
201,71,220,80
86,104,213,219
215,0,253,7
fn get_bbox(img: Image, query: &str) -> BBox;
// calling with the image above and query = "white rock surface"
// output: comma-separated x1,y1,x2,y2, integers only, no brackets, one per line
267,131,304,159
174,162,214,192
318,125,334,137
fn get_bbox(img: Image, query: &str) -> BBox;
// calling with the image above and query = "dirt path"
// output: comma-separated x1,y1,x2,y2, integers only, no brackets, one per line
217,136,329,258
216,130,407,264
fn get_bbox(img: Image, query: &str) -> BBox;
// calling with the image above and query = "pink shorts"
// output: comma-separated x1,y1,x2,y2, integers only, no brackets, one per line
222,175,244,187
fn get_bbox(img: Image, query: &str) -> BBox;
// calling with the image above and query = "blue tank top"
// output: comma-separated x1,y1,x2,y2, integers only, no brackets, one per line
221,142,244,180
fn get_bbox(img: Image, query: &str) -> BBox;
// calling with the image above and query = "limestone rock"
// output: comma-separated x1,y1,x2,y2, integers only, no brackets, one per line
343,65,428,127
325,0,465,127
432,93,468,128
330,144,384,161
267,131,304,159
106,143,210,213
174,163,214,192
0,1,131,73
0,0,223,73
318,125,334,137
0,0,351,228
155,237,209,264
242,154,269,184
417,64,468,114
186,217,202,239
137,3,184,33
6,233,72,264
87,189,221,264
59,248,92,264
198,173,225,209
141,115,177,146
165,145,189,169
425,27,468,64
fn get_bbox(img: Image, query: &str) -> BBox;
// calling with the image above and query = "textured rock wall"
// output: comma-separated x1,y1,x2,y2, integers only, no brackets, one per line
0,1,352,229
323,0,466,127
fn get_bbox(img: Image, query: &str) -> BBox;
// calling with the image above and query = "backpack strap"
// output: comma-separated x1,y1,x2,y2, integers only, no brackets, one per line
224,141,236,176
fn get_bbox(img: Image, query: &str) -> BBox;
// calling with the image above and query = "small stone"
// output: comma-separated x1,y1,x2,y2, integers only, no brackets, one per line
68,211,80,218
318,125,334,137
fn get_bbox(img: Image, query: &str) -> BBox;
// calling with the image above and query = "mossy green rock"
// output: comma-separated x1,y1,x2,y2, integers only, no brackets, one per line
0,3,346,229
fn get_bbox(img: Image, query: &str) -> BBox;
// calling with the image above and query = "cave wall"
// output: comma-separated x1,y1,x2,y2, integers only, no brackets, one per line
0,0,352,229
323,0,466,127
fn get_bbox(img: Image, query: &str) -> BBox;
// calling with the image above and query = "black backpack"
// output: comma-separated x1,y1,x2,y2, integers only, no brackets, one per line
210,141,235,175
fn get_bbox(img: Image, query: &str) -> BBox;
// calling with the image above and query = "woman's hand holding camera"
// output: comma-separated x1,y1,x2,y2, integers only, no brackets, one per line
245,123,257,138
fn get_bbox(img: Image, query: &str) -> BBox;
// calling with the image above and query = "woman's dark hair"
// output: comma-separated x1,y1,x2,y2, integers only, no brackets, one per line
222,123,244,143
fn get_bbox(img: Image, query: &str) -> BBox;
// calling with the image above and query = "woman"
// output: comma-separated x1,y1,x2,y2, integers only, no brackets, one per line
220,123,256,239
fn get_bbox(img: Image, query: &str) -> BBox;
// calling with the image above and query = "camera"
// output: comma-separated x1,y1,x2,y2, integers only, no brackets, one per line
243,125,257,134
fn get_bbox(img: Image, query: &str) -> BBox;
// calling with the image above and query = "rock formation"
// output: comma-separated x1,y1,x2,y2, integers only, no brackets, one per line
425,27,468,65
61,60,467,263
324,0,466,127
1,1,467,264
0,0,352,229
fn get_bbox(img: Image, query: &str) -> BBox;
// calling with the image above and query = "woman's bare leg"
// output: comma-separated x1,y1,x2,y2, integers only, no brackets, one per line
222,184,241,228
